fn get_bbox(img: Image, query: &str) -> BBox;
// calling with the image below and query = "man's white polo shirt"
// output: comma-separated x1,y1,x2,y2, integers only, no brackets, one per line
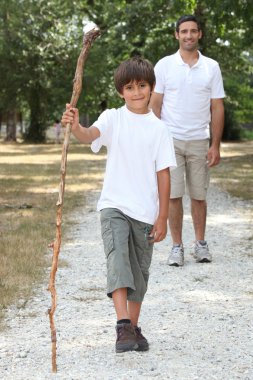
154,50,225,141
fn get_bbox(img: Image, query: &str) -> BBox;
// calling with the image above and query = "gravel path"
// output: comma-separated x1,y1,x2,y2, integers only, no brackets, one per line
0,185,252,380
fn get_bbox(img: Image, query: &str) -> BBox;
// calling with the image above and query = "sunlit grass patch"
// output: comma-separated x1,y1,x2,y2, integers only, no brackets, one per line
0,142,105,326
211,141,253,201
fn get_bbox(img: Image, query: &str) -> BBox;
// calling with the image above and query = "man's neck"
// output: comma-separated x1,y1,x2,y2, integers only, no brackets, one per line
179,48,199,67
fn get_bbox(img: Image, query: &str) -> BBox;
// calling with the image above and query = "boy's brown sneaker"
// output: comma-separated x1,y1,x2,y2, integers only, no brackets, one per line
115,323,138,353
134,326,149,351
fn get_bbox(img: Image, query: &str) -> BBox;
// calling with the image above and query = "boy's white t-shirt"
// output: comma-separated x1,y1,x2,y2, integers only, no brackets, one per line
91,105,176,224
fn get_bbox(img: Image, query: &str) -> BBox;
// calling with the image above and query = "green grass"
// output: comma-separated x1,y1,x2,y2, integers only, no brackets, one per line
0,140,105,327
241,129,253,141
211,141,253,200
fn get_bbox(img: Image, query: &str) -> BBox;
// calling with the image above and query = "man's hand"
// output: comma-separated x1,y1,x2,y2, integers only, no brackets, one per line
207,145,221,167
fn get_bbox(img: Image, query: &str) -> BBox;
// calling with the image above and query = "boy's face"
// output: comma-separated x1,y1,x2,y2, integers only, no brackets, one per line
119,80,153,114
175,21,202,52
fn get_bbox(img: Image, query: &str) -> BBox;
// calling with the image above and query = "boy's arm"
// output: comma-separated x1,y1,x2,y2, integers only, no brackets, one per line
72,123,100,144
150,168,170,242
61,103,100,143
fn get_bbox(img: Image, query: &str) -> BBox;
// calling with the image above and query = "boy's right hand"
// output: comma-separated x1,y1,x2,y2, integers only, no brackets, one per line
61,103,79,131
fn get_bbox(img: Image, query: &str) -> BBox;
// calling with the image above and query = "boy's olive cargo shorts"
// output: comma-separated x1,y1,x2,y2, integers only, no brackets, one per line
100,208,154,303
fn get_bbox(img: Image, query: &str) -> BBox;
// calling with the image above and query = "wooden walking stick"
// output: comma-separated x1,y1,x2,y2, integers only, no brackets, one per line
47,26,100,373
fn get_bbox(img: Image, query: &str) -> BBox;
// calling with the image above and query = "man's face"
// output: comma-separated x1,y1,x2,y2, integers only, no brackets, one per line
175,21,202,51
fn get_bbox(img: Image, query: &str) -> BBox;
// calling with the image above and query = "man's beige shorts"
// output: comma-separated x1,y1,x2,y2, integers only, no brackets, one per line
170,138,210,200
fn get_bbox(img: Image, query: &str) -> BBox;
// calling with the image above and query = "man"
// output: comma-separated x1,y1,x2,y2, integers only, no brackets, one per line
150,14,225,266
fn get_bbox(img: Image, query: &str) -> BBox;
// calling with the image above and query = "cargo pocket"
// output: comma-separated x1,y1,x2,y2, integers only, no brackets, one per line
101,219,114,257
144,225,154,249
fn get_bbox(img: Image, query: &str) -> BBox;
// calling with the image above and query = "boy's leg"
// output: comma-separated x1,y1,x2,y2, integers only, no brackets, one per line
112,288,129,320
128,300,149,351
100,209,138,353
101,209,136,298
127,219,154,352
113,289,149,353
113,293,142,326
128,300,141,326
113,289,138,353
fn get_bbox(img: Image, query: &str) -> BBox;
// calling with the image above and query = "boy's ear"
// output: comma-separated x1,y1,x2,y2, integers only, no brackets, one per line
118,92,124,99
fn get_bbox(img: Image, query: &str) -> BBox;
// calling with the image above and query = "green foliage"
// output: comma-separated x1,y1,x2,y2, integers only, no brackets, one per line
0,0,253,141
0,0,81,141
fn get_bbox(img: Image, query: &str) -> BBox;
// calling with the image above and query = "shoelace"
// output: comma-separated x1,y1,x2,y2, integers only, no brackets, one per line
117,325,133,339
135,327,144,339
195,242,208,252
117,326,125,338
172,245,183,253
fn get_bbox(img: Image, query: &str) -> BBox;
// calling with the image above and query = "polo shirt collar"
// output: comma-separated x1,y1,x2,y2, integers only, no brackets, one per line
175,50,204,68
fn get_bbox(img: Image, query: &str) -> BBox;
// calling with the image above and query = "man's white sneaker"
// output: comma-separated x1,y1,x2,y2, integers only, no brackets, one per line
193,240,212,263
167,244,184,266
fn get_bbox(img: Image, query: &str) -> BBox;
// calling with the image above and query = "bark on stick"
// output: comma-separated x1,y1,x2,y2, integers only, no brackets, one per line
47,27,100,373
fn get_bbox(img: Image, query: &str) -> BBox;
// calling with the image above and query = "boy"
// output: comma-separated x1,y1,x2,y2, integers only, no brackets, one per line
61,57,176,353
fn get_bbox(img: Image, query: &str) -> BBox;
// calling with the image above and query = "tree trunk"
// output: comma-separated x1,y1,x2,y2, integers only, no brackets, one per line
25,88,47,143
5,110,17,142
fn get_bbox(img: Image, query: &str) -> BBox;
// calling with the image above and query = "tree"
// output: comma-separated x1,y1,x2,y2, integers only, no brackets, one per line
0,0,83,142
0,1,23,141
1,0,252,142
19,0,79,142
76,0,253,139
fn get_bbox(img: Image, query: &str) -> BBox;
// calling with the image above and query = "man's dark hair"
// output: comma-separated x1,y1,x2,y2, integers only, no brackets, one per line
176,15,201,32
114,56,155,94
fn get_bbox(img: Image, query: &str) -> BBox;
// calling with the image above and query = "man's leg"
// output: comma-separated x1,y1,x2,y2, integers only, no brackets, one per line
167,197,184,266
187,140,212,263
169,197,183,244
191,199,206,241
191,200,211,262
168,139,186,266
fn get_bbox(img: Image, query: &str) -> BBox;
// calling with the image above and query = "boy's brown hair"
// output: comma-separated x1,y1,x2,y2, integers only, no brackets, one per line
114,56,155,94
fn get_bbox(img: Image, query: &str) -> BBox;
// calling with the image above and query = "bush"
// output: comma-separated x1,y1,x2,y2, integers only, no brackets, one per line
222,103,242,141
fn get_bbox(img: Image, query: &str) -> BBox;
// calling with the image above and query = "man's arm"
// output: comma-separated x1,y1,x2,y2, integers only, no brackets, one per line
149,92,164,119
151,168,170,242
208,98,224,167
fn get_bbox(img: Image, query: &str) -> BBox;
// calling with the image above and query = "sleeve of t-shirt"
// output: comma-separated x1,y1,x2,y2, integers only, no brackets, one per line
155,125,177,172
211,64,225,99
91,109,114,153
154,60,165,94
